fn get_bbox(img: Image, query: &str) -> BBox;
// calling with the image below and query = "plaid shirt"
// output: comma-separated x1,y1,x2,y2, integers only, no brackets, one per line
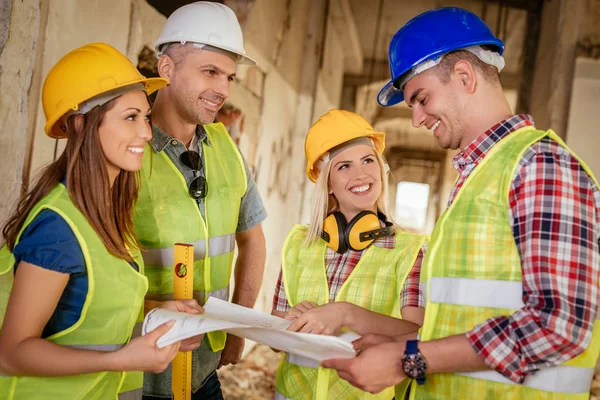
439,114,599,383
272,233,426,312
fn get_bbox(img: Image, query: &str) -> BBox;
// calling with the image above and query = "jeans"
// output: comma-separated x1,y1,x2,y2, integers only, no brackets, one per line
142,371,224,400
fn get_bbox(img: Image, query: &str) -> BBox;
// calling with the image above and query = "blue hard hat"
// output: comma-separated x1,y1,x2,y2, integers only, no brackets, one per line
378,7,504,107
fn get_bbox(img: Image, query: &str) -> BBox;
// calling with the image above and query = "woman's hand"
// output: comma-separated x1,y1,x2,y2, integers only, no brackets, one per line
113,320,180,373
286,302,352,335
352,333,395,351
284,301,318,321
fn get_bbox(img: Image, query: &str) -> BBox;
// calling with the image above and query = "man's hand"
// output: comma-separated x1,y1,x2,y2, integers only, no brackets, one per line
146,299,205,352
145,298,204,315
179,334,204,352
321,341,407,393
218,334,245,368
352,333,396,351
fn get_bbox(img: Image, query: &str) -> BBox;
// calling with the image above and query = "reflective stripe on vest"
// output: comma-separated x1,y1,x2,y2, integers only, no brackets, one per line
141,234,235,267
421,278,600,320
274,391,293,400
285,353,319,368
145,287,230,305
132,322,143,338
417,128,600,399
118,388,143,400
284,346,410,400
0,184,148,398
422,277,599,393
457,366,595,395
0,343,127,377
278,224,425,400
119,310,145,399
67,343,126,351
134,123,246,352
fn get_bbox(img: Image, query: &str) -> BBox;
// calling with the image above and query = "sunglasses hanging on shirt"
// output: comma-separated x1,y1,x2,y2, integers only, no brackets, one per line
179,150,208,200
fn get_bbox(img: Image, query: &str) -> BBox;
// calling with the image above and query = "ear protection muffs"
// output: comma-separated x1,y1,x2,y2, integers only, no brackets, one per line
321,211,394,253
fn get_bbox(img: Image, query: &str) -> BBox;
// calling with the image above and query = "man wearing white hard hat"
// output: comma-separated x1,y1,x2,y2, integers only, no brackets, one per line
132,2,266,399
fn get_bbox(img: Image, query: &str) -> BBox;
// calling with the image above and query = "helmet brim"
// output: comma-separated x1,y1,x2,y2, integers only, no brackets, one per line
306,131,386,183
238,53,258,66
155,40,258,67
46,76,168,139
377,80,404,107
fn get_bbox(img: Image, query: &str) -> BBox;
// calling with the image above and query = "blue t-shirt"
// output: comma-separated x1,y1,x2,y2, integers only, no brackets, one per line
13,207,138,338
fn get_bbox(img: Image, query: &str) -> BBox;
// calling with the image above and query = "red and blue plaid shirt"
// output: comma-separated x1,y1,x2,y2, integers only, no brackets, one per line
425,114,600,383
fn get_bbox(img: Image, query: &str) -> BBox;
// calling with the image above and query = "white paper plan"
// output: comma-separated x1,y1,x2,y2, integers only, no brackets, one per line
142,297,357,362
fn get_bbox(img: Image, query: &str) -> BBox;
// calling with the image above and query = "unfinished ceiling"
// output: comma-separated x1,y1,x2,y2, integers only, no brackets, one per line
144,0,544,150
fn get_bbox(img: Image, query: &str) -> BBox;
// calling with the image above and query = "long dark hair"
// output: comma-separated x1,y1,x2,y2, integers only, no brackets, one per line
2,100,141,261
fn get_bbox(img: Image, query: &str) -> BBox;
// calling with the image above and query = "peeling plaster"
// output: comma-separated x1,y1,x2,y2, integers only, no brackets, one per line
0,0,12,59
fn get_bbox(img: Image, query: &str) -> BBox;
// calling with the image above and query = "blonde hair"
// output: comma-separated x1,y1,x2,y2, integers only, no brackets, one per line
303,151,394,246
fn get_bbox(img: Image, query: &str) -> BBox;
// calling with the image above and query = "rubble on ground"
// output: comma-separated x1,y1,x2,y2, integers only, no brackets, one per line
592,373,600,400
218,344,280,399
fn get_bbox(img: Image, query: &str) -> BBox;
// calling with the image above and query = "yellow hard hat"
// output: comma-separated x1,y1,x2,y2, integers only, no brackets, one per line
305,109,385,182
42,42,168,139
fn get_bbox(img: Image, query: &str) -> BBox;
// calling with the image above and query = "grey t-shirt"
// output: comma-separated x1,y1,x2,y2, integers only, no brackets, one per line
143,124,267,397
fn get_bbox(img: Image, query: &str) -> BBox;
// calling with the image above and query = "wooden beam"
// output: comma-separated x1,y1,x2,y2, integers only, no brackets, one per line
515,0,544,114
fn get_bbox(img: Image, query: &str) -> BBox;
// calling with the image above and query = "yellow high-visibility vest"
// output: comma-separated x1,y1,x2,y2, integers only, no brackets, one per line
277,224,426,400
0,183,148,400
133,122,247,351
415,127,600,400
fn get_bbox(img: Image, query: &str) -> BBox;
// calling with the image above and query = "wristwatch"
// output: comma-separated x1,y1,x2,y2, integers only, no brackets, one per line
402,340,428,385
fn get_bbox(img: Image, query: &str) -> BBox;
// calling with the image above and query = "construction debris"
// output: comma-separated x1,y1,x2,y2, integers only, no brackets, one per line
218,344,280,400
592,373,600,400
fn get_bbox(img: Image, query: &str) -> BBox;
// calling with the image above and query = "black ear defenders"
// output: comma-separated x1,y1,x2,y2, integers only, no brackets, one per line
321,211,394,253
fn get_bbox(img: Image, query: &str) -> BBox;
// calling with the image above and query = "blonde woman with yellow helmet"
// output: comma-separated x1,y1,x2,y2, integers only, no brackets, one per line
272,109,427,400
0,43,202,400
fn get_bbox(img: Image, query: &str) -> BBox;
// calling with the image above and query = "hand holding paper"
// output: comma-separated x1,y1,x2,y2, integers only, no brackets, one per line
142,298,357,363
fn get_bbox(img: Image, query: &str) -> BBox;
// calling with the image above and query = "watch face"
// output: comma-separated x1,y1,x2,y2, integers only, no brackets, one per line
403,353,427,378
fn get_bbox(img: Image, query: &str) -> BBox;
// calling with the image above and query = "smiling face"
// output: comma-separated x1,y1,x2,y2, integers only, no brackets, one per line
328,144,382,219
404,68,468,150
98,90,152,184
166,47,236,125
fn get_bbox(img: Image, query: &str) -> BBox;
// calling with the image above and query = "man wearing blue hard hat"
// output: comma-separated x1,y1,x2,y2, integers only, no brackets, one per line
323,7,600,399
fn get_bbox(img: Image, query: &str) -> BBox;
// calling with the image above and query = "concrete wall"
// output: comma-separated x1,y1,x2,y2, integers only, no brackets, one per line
0,0,359,319
529,0,588,136
236,0,356,314
0,0,40,227
0,0,165,230
29,0,133,177
564,0,600,179
565,58,600,180
127,0,166,62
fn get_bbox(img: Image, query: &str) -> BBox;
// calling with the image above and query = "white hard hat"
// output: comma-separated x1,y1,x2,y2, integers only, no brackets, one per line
155,1,257,66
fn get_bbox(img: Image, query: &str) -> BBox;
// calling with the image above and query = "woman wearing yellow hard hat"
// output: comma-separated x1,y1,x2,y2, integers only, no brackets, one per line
271,109,427,400
0,43,201,399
